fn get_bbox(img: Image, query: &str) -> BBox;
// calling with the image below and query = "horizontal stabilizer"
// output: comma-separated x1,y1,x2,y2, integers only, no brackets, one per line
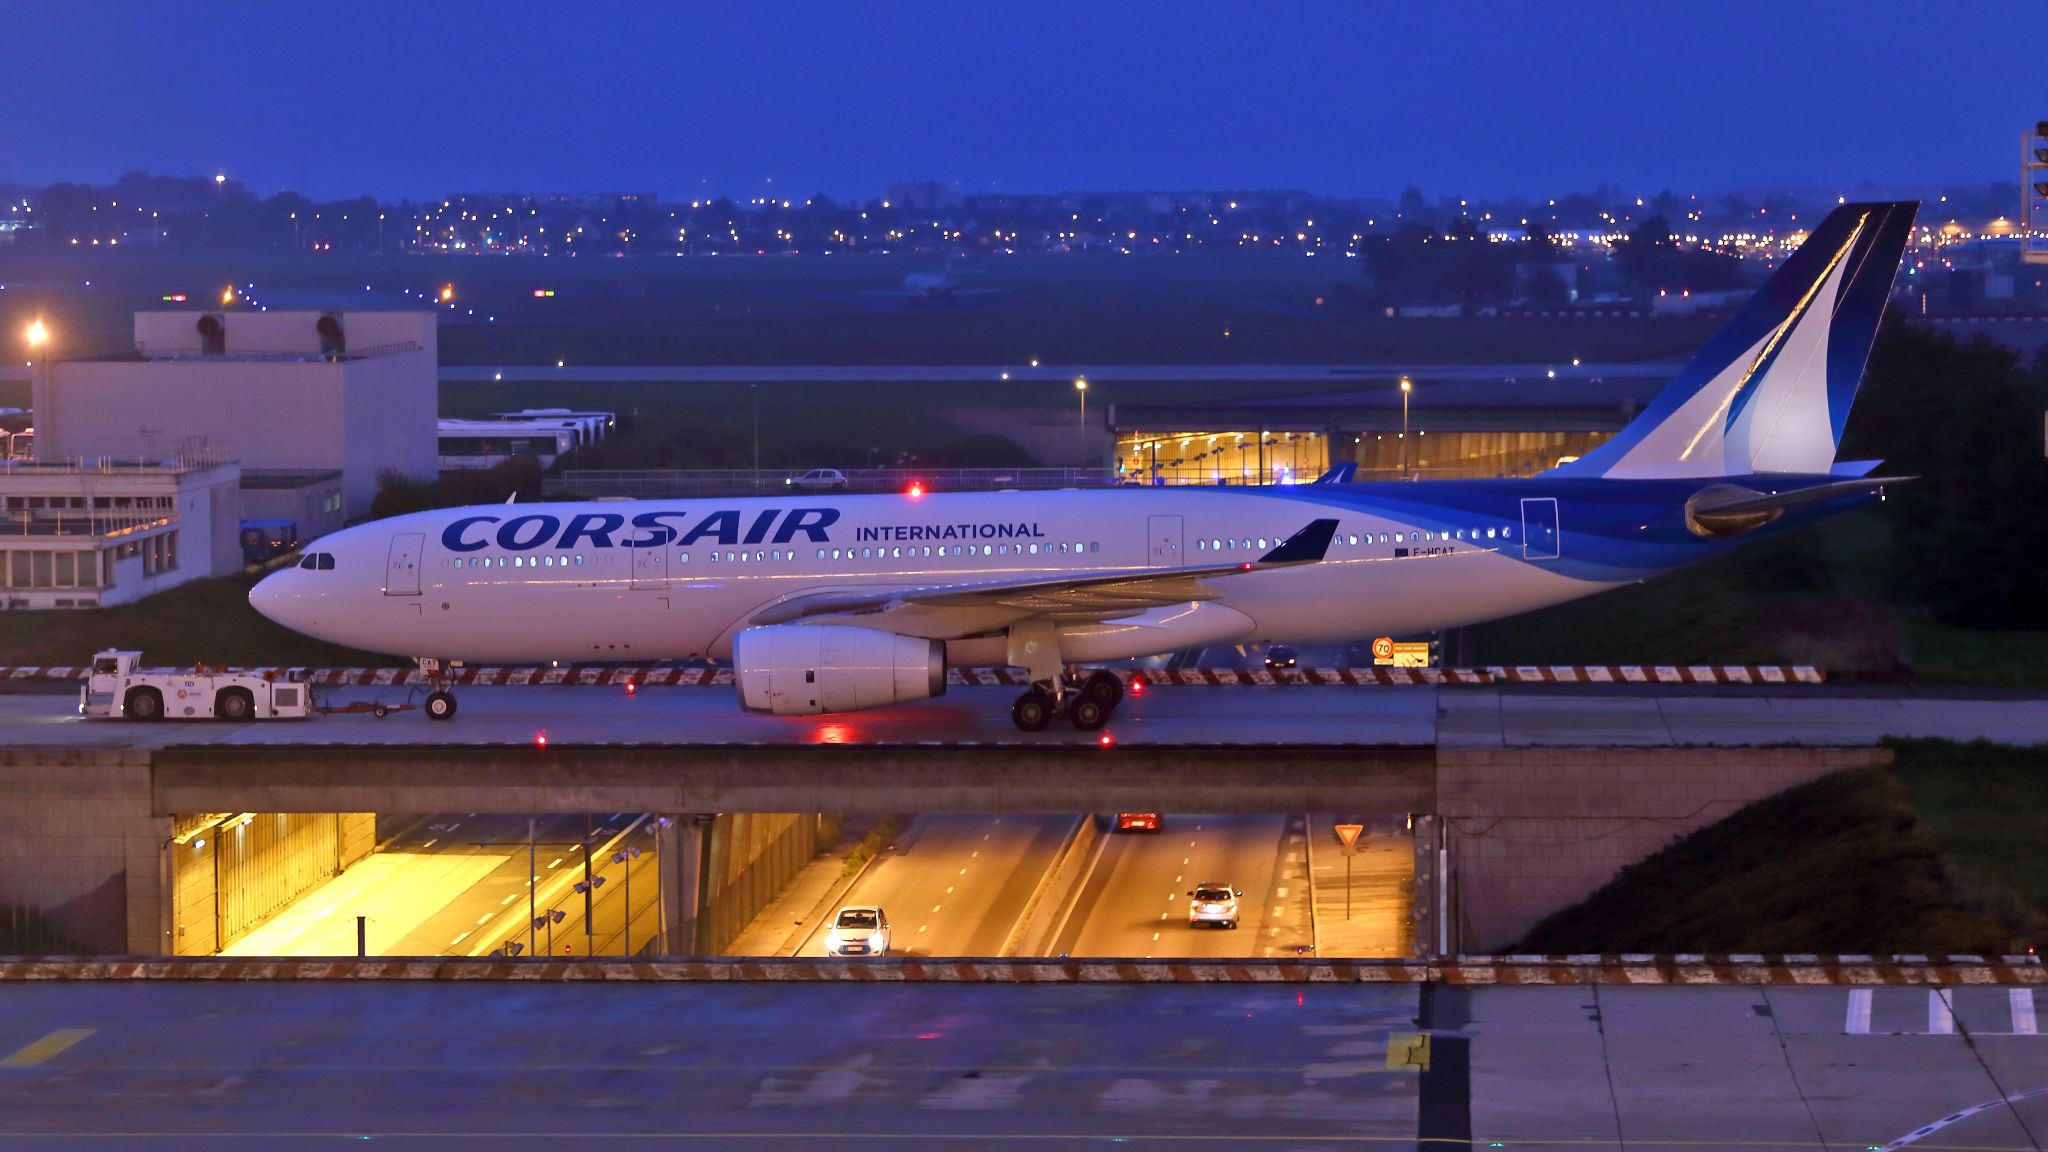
1683,477,1907,538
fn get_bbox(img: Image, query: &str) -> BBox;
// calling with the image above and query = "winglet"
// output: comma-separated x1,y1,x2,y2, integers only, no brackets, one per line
1258,518,1340,565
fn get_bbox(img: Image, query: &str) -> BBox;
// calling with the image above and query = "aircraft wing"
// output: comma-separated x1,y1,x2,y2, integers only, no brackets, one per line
747,518,1337,626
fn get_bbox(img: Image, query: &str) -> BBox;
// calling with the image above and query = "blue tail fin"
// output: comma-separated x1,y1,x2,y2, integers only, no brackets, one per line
1553,201,1917,479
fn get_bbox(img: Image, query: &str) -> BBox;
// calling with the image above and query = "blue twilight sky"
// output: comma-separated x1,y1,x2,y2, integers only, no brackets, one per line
0,0,2034,202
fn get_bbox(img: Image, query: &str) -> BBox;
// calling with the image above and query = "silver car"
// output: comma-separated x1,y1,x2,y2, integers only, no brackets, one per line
824,905,891,956
1186,883,1241,929
786,468,848,491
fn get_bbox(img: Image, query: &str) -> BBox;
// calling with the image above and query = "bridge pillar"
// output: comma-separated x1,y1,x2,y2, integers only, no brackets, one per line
657,813,713,956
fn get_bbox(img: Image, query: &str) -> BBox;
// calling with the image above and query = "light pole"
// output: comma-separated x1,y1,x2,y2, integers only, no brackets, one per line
1075,378,1088,469
613,845,642,956
1398,377,1413,475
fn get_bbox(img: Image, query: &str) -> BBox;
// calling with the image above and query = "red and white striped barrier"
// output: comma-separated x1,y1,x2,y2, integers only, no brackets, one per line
0,954,2031,985
0,664,1826,687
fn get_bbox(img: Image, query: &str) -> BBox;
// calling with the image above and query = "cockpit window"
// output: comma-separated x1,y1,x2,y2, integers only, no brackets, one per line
298,554,316,569
298,552,336,570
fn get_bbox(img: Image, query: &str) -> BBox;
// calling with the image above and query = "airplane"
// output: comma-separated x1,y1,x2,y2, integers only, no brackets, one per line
251,201,1917,732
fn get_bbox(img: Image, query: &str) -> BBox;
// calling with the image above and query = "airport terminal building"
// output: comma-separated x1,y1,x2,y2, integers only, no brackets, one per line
32,309,437,520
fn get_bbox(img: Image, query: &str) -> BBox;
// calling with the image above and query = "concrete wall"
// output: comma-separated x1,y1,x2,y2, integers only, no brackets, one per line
0,750,165,954
1438,747,1894,952
698,812,825,955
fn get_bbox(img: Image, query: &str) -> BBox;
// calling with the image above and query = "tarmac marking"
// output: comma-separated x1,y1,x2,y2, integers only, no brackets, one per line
548,858,563,869
1929,989,1956,1035
475,915,491,925
2013,989,2038,1035
1,1029,93,1067
451,931,470,946
1384,1032,1430,1072
421,838,438,849
945,887,954,894
1845,988,1872,1034
500,895,517,906
1151,932,1160,942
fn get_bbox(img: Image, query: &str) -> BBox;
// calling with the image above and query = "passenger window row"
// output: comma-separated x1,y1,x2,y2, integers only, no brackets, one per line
1195,524,1514,553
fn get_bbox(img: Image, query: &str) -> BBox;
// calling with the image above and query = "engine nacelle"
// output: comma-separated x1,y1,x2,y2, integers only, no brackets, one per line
734,625,946,716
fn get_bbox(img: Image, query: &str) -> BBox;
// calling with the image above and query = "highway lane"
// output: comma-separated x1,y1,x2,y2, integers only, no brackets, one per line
797,814,1077,957
1047,814,1314,959
11,683,2048,750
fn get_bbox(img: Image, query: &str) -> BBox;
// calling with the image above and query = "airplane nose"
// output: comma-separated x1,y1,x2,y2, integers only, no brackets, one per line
249,568,295,626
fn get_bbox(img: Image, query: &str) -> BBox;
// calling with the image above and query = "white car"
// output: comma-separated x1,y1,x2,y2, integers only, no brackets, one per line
785,468,848,491
1187,883,1241,929
824,905,891,956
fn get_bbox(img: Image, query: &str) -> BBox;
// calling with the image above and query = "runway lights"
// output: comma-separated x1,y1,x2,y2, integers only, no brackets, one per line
624,680,637,697
907,481,924,499
534,729,549,748
1099,731,1115,748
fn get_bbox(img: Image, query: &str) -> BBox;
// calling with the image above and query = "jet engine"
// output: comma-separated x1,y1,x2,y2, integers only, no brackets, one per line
734,625,946,716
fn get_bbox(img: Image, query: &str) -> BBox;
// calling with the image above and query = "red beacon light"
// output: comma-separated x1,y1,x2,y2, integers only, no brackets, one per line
1098,731,1115,748
1128,678,1145,696
534,729,549,749
624,680,637,697
906,481,925,499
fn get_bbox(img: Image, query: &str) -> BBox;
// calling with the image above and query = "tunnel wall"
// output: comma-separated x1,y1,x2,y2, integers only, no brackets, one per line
0,750,164,954
1437,747,1893,952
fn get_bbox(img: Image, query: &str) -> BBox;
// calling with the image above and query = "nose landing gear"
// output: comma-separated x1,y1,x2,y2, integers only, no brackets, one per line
416,657,458,721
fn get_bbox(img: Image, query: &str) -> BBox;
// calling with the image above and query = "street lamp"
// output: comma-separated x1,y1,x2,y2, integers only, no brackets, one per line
1398,377,1413,475
1074,377,1088,426
24,319,47,349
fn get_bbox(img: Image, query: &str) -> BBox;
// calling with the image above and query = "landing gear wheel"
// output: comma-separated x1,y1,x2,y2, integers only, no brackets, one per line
1081,670,1124,710
424,690,458,722
1011,689,1055,732
1069,695,1109,731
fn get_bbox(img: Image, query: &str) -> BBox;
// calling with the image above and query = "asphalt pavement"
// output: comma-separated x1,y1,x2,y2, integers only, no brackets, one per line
13,682,2048,748
3,980,2045,1149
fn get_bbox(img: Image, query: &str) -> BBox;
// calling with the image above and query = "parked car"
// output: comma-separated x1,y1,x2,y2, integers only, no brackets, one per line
1115,812,1162,832
824,905,891,956
1263,645,1299,671
1187,883,1242,929
786,468,849,491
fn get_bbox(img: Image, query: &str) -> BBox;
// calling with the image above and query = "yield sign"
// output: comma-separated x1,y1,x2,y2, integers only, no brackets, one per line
1334,823,1365,855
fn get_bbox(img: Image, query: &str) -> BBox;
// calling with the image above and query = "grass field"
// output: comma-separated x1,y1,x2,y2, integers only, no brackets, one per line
1464,507,2048,685
0,248,1719,367
1514,740,2048,955
0,571,391,669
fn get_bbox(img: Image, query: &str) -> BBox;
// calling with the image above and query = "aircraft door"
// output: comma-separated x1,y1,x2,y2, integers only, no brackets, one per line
630,538,670,590
1520,498,1561,561
385,532,424,595
1147,514,1184,567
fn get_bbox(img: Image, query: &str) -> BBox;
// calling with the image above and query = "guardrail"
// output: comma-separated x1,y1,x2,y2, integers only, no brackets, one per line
0,954,2035,985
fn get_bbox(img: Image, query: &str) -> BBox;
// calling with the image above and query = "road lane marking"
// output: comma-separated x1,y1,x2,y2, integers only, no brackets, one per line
1,1030,93,1067
958,869,966,875
1182,858,1189,865
500,895,517,906
1159,913,1168,920
918,926,927,933
451,931,471,946
475,914,491,924
1175,875,1182,883
945,886,954,894
547,858,563,869
970,851,978,858
931,905,940,913
421,839,437,849
1275,887,1287,897
2014,989,2038,1035
1151,932,1160,941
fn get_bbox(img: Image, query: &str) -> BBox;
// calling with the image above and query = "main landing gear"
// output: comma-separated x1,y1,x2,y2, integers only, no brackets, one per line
416,657,458,721
1010,670,1124,732
1005,621,1125,732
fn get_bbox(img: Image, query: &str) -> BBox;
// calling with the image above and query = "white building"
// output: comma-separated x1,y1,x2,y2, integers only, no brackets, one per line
0,453,241,609
33,310,437,520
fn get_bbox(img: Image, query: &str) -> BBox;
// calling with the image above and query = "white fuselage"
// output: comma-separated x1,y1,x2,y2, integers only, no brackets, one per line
251,487,1605,666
